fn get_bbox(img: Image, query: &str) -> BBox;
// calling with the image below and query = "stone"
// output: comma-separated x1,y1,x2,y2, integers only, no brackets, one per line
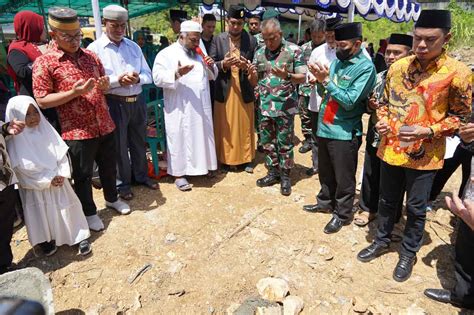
352,298,368,313
0,267,54,315
256,305,283,315
283,296,304,315
402,304,426,315
256,277,290,302
167,261,185,274
234,297,280,315
226,303,241,315
165,233,177,244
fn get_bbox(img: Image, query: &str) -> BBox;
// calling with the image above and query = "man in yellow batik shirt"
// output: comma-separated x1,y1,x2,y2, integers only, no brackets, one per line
357,10,472,283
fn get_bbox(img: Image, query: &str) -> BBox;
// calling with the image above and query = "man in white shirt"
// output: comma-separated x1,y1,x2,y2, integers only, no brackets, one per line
305,17,341,176
152,21,218,191
88,5,157,201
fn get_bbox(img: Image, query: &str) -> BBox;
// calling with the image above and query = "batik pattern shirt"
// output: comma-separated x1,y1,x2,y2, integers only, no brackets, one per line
298,41,317,97
253,40,306,117
317,49,376,141
376,52,472,170
33,46,115,141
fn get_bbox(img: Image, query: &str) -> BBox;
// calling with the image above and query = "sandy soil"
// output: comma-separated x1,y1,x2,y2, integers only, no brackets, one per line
10,112,471,315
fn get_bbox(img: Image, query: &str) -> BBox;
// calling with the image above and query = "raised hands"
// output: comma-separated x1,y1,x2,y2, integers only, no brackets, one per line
119,72,140,86
6,118,26,135
95,75,110,91
51,176,65,187
176,60,194,77
72,78,95,96
308,61,329,83
271,64,289,80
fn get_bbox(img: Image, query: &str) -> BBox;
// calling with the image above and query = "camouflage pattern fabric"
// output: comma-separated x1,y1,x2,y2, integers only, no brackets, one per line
252,40,306,118
298,95,312,141
298,41,315,97
259,115,295,170
254,33,265,52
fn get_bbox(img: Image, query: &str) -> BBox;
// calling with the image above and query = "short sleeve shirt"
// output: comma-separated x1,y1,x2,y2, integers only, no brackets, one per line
33,46,115,141
253,40,306,117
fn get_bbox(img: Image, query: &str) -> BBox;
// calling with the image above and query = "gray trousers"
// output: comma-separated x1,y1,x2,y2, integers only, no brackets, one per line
106,95,148,193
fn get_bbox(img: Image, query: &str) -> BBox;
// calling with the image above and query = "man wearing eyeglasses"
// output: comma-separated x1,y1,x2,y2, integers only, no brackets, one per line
33,7,130,232
87,5,157,202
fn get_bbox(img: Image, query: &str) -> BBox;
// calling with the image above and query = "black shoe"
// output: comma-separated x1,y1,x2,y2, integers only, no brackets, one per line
280,176,291,196
298,141,312,154
39,241,57,257
424,289,452,305
302,204,331,213
256,173,280,187
357,242,389,262
324,217,346,234
393,255,416,282
305,167,318,176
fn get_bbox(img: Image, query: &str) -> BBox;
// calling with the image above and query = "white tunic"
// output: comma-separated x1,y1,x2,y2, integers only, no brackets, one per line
152,42,218,176
6,96,89,247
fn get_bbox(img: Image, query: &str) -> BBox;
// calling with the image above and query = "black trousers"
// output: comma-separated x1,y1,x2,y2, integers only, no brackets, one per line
310,111,319,171
0,185,16,270
359,124,403,221
430,144,471,201
452,220,474,309
317,136,361,222
375,161,435,257
107,96,148,193
66,132,118,216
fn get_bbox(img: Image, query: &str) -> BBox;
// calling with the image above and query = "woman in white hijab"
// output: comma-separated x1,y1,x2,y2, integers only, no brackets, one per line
6,96,91,256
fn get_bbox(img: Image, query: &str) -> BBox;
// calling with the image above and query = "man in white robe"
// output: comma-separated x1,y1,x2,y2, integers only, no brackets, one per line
152,21,217,191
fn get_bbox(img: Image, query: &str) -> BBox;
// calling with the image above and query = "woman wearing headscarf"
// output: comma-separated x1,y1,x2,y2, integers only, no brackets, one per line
5,96,91,256
7,11,60,131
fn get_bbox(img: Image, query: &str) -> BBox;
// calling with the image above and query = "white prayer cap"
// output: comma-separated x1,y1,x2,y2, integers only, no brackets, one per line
103,5,128,21
180,20,202,33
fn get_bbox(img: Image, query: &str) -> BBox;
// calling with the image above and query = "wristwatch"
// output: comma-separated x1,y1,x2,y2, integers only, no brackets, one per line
321,77,330,87
286,72,292,80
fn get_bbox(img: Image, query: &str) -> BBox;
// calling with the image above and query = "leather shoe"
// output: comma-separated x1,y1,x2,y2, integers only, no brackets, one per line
424,289,452,305
393,255,416,282
280,177,291,196
357,242,389,262
324,217,346,234
305,167,318,176
256,173,280,187
302,204,331,213
298,141,312,154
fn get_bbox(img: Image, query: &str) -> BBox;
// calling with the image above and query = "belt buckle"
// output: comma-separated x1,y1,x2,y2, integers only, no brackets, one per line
125,96,136,103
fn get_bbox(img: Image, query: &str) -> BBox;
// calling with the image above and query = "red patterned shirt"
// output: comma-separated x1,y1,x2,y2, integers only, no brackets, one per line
33,46,115,140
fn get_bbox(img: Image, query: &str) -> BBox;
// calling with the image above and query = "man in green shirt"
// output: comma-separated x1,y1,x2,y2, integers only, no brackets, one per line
303,22,376,234
249,18,306,196
297,19,326,154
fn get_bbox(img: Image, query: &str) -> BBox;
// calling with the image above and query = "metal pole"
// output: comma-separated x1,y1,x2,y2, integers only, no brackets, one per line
37,0,48,33
297,14,302,44
91,0,102,39
348,2,355,22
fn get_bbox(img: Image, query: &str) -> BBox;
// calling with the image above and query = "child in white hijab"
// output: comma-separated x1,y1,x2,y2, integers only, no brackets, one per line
6,96,91,256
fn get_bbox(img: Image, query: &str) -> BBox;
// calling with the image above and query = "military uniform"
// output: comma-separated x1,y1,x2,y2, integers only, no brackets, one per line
253,40,306,173
297,41,317,146
253,32,265,148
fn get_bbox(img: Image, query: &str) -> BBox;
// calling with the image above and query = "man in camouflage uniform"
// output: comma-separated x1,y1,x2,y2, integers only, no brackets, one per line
249,18,306,196
297,19,326,153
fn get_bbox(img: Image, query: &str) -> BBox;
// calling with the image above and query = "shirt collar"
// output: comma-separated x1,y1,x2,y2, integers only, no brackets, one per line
99,33,128,48
411,49,447,72
51,44,84,59
347,48,364,64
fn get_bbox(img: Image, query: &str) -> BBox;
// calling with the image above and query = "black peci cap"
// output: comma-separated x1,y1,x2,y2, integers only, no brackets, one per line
228,5,245,19
334,22,362,41
415,10,451,29
388,33,413,48
325,17,343,31
170,9,188,22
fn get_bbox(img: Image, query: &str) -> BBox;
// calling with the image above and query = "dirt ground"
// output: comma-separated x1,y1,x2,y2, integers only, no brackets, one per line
10,112,472,315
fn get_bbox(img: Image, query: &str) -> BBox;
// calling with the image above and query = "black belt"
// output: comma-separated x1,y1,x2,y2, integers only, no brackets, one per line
106,94,138,103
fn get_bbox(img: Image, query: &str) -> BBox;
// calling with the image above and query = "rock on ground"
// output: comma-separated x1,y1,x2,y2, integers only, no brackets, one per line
0,267,54,315
283,296,304,315
256,277,290,302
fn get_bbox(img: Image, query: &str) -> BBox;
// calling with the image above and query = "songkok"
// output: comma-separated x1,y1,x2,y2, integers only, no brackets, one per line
103,5,128,21
415,10,451,29
48,7,79,31
249,12,263,20
262,8,280,20
334,22,362,41
388,33,413,48
170,9,188,22
228,5,245,19
180,20,202,33
326,17,342,31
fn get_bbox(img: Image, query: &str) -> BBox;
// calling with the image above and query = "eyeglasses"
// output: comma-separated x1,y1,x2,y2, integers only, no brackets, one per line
108,22,127,30
56,31,83,42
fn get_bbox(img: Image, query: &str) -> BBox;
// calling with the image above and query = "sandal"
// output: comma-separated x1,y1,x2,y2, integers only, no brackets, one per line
175,178,192,192
118,189,134,201
354,210,377,227
141,179,159,190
